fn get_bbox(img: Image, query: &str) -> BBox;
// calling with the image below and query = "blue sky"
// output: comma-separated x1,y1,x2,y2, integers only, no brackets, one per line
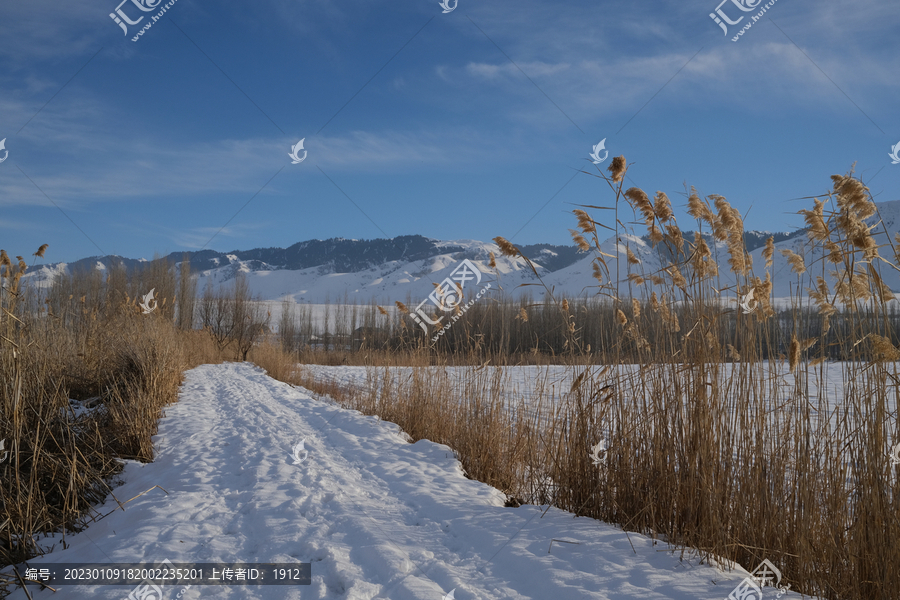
1,0,898,264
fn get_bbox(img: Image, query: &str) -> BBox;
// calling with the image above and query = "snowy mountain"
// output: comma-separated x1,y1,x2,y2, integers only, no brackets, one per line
22,199,900,304
23,235,580,303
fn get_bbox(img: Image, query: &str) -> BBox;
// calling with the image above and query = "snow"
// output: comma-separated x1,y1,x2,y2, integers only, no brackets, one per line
4,362,808,599
302,362,851,411
301,362,865,442
23,199,900,309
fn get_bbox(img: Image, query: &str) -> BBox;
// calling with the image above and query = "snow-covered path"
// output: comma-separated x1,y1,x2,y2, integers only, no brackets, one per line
10,363,803,599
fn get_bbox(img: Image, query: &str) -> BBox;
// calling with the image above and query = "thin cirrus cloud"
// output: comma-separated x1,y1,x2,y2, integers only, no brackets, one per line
447,0,898,124
310,129,507,170
0,1,107,63
159,224,260,250
459,39,895,125
0,137,282,205
0,126,506,209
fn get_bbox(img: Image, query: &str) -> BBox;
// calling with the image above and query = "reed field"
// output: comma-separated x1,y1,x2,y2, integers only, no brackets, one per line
2,157,898,599
285,158,900,599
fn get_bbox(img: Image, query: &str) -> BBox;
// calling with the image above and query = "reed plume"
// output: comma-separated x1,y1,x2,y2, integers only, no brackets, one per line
608,156,626,183
493,236,519,257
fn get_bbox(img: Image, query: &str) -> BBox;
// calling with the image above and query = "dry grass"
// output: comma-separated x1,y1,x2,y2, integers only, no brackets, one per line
284,163,900,600
0,252,227,595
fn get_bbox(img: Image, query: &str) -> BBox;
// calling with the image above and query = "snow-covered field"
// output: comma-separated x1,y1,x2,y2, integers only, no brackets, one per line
302,362,857,425
5,363,808,599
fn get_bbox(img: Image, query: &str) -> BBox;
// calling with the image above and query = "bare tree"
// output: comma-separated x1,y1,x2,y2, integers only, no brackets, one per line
279,297,298,355
198,279,234,352
230,272,269,361
176,254,197,330
104,259,128,318
137,254,177,320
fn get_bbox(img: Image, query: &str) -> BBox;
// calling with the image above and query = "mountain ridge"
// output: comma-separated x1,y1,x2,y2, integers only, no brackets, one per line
25,197,900,304
26,230,801,281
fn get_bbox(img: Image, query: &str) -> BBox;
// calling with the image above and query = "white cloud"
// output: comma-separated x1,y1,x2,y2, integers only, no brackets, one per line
0,1,106,63
444,0,899,127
